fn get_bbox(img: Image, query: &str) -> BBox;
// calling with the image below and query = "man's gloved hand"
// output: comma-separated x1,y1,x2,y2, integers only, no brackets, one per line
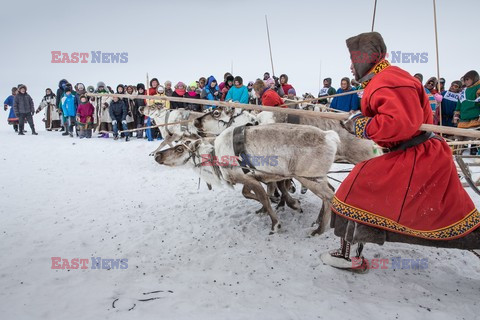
121,120,127,125
112,120,117,125
343,112,364,135
35,108,41,114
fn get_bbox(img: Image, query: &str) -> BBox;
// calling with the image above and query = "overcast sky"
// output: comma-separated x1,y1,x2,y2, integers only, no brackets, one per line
1,0,478,104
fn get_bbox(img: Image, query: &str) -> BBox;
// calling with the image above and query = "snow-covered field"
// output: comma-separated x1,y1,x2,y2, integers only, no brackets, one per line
1,117,479,320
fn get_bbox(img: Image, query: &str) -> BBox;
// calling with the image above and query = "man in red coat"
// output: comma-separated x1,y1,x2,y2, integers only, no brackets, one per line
321,32,480,269
252,79,285,107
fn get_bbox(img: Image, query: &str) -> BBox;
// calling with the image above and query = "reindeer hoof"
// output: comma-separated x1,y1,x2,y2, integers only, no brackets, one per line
255,207,267,215
276,203,285,211
310,224,325,237
269,222,282,235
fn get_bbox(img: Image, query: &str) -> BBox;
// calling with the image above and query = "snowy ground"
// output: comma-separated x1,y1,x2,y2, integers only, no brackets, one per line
1,116,479,320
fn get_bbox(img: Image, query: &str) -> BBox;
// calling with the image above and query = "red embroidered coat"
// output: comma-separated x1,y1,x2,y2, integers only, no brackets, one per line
333,64,480,240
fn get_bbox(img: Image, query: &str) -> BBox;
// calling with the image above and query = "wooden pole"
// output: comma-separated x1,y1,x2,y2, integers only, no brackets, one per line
119,119,195,134
433,0,443,131
86,92,480,139
371,0,378,31
265,15,275,77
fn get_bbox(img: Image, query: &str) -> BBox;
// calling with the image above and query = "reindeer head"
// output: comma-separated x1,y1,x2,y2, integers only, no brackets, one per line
193,107,232,136
154,134,202,167
139,103,165,118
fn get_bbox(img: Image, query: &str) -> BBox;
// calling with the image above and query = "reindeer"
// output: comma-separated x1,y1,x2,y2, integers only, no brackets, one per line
154,123,340,235
194,106,378,165
139,103,204,155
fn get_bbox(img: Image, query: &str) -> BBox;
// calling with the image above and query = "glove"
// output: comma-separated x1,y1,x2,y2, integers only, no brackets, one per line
35,108,41,114
434,93,443,103
121,120,127,125
453,111,460,124
112,120,117,125
343,112,364,136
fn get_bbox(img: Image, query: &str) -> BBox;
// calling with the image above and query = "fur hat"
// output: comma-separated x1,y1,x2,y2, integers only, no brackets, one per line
137,83,145,90
164,80,172,86
346,32,387,80
97,81,106,89
287,88,296,95
175,81,185,88
224,72,232,81
226,75,234,83
17,84,27,91
116,84,125,93
463,70,479,84
234,76,243,85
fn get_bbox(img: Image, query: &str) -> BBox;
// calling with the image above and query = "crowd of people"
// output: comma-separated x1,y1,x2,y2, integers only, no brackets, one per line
3,69,479,144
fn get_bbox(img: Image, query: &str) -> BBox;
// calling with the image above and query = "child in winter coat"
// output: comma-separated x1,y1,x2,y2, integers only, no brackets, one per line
170,82,186,109
76,95,95,138
201,76,220,110
454,70,480,129
225,76,249,104
61,87,77,137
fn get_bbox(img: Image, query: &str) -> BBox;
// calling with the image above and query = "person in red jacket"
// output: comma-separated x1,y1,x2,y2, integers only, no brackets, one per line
252,79,284,107
279,74,294,98
321,32,480,270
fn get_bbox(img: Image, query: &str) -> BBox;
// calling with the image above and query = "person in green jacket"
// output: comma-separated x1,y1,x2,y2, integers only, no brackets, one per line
454,70,480,155
454,70,480,129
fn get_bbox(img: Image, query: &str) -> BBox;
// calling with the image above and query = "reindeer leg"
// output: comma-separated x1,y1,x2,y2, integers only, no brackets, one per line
296,177,334,236
241,180,281,234
276,180,302,213
242,185,266,215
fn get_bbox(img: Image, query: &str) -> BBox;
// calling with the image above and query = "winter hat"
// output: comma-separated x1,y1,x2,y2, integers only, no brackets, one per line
65,86,72,93
439,77,446,84
234,76,243,85
175,81,186,89
463,70,479,84
226,75,234,83
116,84,125,93
224,72,232,81
58,79,68,89
150,78,159,87
287,88,296,95
265,78,275,87
18,84,27,91
97,81,106,89
189,81,197,89
323,78,332,86
164,80,172,86
413,73,423,83
76,83,85,91
280,74,289,83
341,77,351,89
137,83,145,90
346,32,387,80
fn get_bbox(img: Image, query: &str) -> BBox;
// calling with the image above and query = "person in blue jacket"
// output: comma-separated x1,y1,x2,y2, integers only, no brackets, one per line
441,80,462,127
201,76,220,110
330,77,359,112
225,76,249,104
4,87,19,132
61,87,78,137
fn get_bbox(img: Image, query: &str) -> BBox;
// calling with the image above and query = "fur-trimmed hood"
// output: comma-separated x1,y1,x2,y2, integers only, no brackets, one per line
346,32,387,80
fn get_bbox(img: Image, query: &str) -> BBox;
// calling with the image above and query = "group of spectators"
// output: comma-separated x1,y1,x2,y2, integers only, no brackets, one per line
3,69,479,144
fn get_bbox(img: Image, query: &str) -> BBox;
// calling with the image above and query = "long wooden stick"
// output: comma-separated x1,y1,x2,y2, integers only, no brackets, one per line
283,89,363,107
119,119,194,134
371,0,378,31
433,0,443,131
86,93,480,139
265,15,275,77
